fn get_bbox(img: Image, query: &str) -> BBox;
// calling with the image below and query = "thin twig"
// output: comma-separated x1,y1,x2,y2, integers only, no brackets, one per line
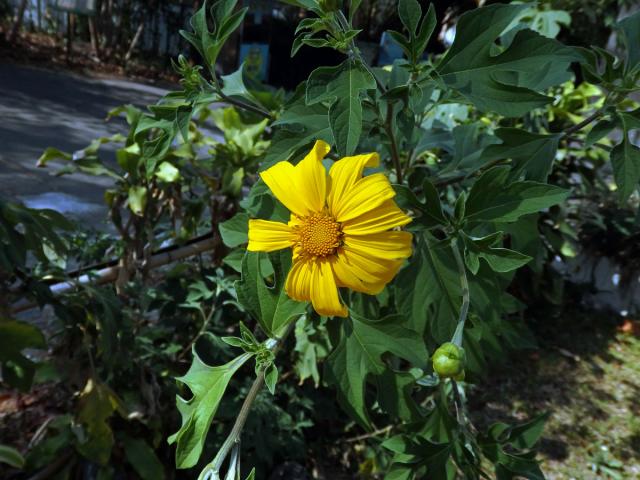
10,236,217,314
216,89,274,120
562,109,604,138
343,425,393,443
201,320,299,479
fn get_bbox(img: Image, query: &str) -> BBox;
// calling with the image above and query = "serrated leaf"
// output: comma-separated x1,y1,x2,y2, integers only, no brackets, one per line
168,352,252,468
465,166,569,223
437,4,581,116
306,60,376,156
219,213,249,247
235,250,307,337
324,311,429,428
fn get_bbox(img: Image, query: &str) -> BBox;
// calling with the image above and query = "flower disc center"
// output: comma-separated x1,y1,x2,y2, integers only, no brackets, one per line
297,212,342,257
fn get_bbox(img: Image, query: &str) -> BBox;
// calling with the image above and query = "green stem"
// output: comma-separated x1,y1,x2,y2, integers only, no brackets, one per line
199,320,298,480
206,70,273,120
336,10,387,93
385,103,404,183
450,237,469,347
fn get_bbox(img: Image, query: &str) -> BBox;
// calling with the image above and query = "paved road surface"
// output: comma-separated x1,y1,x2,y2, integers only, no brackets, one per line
0,63,167,229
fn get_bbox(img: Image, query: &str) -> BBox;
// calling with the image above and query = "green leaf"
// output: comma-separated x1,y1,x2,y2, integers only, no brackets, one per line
219,213,249,247
0,320,46,391
376,369,421,422
619,10,640,74
394,179,447,230
266,84,333,167
437,3,581,116
155,161,181,182
415,4,437,60
264,363,278,395
0,444,25,469
480,128,561,181
465,166,569,223
76,379,126,465
398,0,421,37
121,435,165,480
461,232,532,275
324,311,429,428
168,351,252,468
294,315,331,387
306,59,376,156
585,118,617,147
127,186,148,216
221,63,263,108
235,250,307,337
36,147,72,166
508,412,550,450
611,114,640,202
394,235,460,340
349,0,363,22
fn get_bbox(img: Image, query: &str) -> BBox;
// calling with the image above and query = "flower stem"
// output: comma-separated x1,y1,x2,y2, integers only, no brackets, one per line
385,104,404,183
450,237,469,347
199,320,298,480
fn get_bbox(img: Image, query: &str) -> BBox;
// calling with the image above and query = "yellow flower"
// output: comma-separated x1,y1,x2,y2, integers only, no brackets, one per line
247,140,413,317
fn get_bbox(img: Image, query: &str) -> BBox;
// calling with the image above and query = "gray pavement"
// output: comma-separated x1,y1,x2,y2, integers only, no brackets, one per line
0,63,168,229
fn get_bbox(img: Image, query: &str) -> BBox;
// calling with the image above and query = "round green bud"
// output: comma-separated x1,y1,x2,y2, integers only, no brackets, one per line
432,342,466,379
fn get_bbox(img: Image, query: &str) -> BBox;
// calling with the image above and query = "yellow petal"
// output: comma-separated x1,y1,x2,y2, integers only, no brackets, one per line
344,231,413,260
296,139,330,212
260,140,330,216
342,199,411,236
327,152,379,216
310,260,348,317
285,258,313,302
332,173,396,222
259,161,305,216
247,219,292,252
332,248,404,295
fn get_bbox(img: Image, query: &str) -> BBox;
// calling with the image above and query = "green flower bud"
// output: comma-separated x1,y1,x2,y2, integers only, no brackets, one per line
432,342,466,379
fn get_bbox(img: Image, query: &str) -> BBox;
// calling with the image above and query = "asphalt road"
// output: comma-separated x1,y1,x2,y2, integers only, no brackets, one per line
0,63,167,229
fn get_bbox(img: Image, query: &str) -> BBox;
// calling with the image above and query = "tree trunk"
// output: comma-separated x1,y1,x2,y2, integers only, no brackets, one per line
8,0,29,43
36,0,42,30
88,16,101,58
